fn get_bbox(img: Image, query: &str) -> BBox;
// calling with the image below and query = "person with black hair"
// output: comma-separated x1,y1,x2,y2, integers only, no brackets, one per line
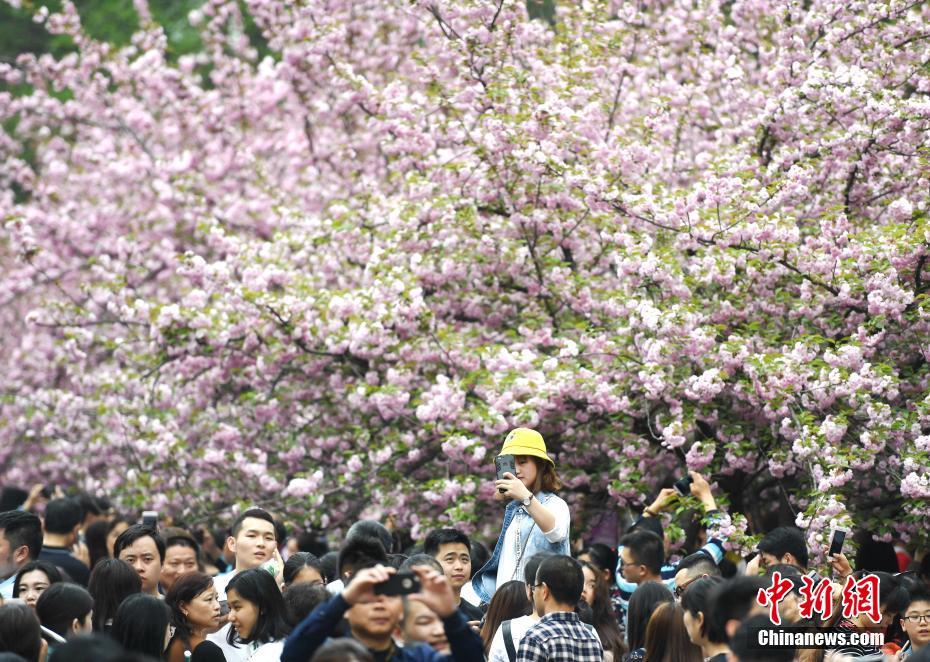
12,560,62,609
330,534,389,595
673,552,721,600
516,555,602,661
111,593,172,659
114,523,165,597
728,614,794,662
705,576,769,643
284,552,326,587
282,563,485,662
50,634,149,662
487,552,554,662
105,517,131,558
83,519,110,570
35,582,94,643
579,561,625,661
0,602,44,662
346,520,395,555
830,571,910,658
579,544,623,623
88,557,142,631
37,498,89,586
755,526,810,570
898,586,930,657
310,637,375,662
161,530,201,593
165,572,224,662
626,581,674,662
226,568,291,661
424,529,483,623
614,473,727,626
680,576,729,661
319,551,339,587
283,583,330,627
0,511,43,600
479,580,532,657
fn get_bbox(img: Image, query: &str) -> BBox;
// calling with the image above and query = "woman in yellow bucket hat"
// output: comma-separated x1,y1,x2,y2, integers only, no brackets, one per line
470,428,571,605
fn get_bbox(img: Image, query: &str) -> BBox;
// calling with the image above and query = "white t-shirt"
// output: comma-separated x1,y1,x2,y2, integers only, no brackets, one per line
249,640,284,661
206,623,250,662
495,495,570,587
460,581,481,607
212,570,235,601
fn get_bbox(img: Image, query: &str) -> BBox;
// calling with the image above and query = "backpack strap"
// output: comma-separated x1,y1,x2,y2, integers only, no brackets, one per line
503,619,517,662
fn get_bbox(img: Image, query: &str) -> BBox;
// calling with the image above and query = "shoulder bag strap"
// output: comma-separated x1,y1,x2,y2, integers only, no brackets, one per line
503,619,517,662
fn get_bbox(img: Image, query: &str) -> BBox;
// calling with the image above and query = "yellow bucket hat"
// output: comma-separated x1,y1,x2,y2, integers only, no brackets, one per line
499,428,554,466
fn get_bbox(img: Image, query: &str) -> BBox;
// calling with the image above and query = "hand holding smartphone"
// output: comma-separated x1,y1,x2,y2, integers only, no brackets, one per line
829,526,849,556
375,571,421,596
495,454,516,494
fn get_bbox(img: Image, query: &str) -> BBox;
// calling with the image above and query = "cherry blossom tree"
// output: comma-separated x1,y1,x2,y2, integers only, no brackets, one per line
1,0,928,558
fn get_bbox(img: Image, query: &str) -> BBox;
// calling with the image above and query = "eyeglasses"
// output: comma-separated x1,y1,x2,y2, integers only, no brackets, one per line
674,574,704,598
903,614,930,623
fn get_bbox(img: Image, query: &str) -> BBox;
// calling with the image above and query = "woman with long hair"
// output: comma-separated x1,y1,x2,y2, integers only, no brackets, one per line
88,557,142,632
12,560,62,610
283,552,327,587
471,428,571,605
165,572,225,662
111,593,172,659
643,602,703,662
625,581,674,662
226,568,291,660
479,579,533,655
85,518,111,569
581,561,626,661
579,543,623,623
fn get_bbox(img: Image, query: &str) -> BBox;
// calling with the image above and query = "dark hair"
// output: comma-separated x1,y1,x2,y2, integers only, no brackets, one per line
536,555,584,605
88,558,142,631
0,511,42,560
43,498,84,535
283,583,330,627
757,526,809,568
677,552,721,578
479,580,532,654
225,569,291,645
902,585,930,613
730,614,794,661
165,533,200,556
113,524,166,563
338,534,388,579
319,551,339,584
580,561,626,659
310,637,375,661
399,554,442,575
680,576,726,643
110,594,171,658
470,540,490,574
165,571,214,644
230,508,276,540
644,602,704,662
621,530,665,575
296,531,329,557
273,519,288,547
106,516,132,540
706,576,770,643
630,515,664,541
0,603,41,662
627,580,674,652
386,553,408,569
423,529,471,557
50,634,147,662
345,520,394,554
75,493,101,520
35,582,94,638
13,560,63,599
284,552,326,585
527,456,562,493
84,519,110,569
854,531,899,574
525,552,555,586
581,543,618,576
872,571,910,613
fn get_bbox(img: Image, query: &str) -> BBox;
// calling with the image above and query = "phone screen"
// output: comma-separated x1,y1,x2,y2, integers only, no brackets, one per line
829,529,847,556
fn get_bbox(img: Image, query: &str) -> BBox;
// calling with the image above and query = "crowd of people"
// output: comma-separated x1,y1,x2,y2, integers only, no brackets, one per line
1,427,929,662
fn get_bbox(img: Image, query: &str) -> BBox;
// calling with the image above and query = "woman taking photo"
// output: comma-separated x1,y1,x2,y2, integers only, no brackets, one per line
471,428,570,605
166,572,225,662
226,568,291,661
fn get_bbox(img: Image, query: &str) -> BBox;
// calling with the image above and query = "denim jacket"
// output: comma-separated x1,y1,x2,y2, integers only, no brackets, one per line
471,491,570,605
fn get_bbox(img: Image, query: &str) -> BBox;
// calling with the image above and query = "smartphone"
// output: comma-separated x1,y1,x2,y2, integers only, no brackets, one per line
828,526,849,556
673,475,693,496
374,572,421,596
142,510,158,529
495,454,516,494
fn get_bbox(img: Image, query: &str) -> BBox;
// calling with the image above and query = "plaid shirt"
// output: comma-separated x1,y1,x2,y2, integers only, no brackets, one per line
516,611,604,662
